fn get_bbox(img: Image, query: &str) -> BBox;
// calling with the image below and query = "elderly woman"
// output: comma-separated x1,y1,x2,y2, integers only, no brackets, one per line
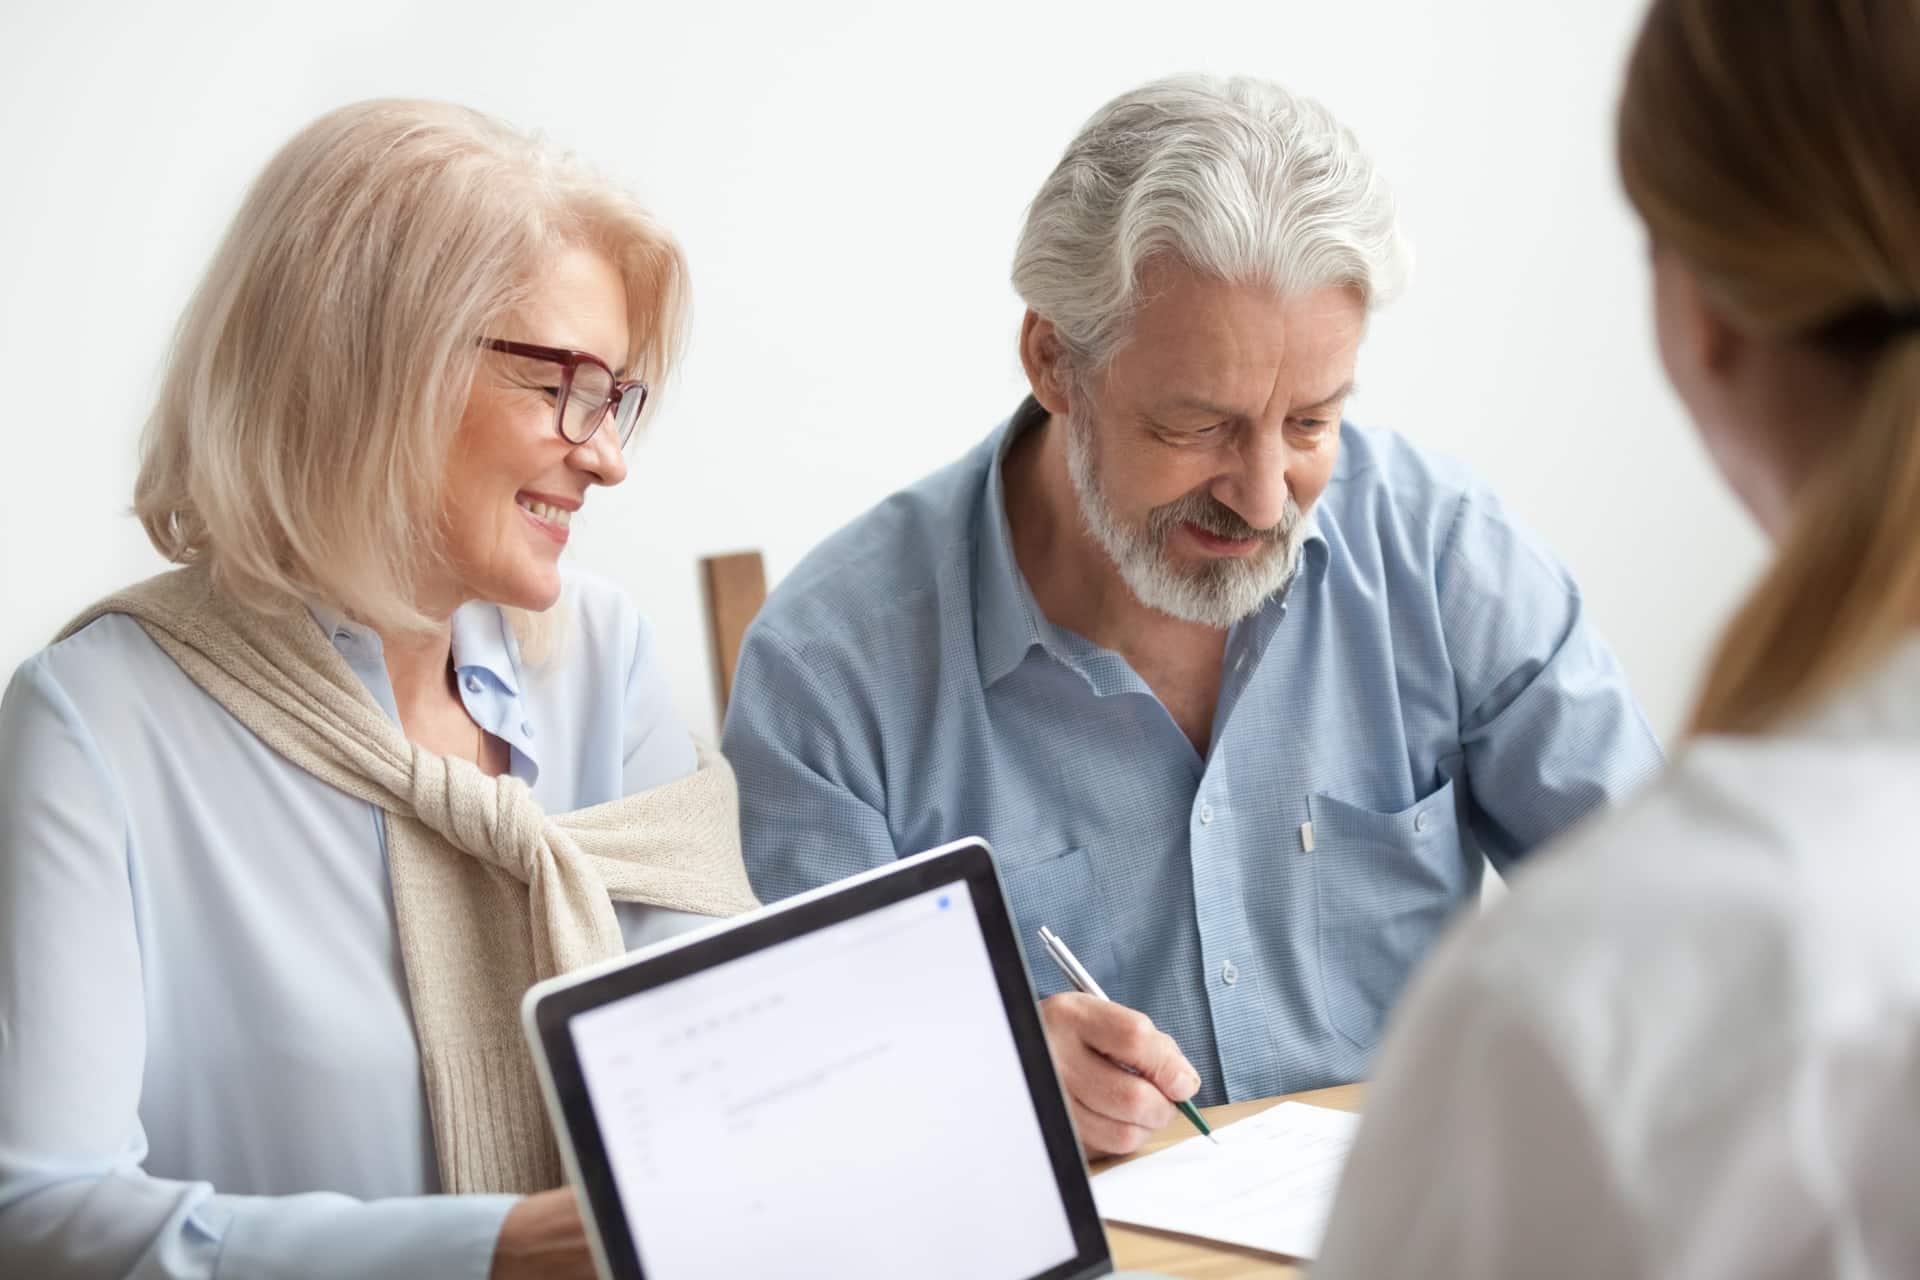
0,100,756,1279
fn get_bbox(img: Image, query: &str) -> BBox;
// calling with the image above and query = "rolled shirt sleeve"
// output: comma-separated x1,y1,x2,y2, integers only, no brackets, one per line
722,621,900,906
1435,486,1664,869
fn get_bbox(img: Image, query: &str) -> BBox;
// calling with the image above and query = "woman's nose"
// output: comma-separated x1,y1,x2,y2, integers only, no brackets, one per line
573,418,628,486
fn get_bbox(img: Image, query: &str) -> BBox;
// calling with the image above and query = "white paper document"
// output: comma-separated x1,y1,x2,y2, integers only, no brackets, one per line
1091,1101,1361,1261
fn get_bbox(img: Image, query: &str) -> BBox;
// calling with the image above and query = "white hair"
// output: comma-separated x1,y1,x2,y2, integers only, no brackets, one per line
1012,73,1409,367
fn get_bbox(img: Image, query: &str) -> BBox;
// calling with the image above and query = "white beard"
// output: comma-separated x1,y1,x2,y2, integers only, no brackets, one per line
1063,408,1306,630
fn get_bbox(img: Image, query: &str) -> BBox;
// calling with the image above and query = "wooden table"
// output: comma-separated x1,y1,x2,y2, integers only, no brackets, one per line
1093,1082,1366,1279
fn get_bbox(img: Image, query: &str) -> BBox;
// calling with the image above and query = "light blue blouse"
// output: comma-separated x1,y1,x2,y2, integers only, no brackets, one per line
0,569,706,1279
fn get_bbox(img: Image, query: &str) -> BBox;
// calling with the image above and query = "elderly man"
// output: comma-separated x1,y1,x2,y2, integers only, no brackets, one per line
722,74,1662,1157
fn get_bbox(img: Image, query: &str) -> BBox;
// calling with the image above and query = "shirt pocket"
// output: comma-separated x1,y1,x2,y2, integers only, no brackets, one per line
1309,778,1467,1050
995,845,1119,998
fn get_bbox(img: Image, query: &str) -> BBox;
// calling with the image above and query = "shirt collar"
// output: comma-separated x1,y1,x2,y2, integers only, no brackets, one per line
974,397,1058,687
303,601,402,727
302,601,522,696
306,600,365,652
1296,503,1331,581
972,396,1331,687
450,600,522,696
452,602,541,784
301,598,538,782
1791,629,1920,742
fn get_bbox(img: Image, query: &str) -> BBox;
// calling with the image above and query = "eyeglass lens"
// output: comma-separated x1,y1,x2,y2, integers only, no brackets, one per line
613,383,649,444
561,361,615,443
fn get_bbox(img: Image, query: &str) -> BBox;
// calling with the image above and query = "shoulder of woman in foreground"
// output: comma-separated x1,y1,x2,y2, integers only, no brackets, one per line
1427,713,1920,1063
1322,713,1920,1276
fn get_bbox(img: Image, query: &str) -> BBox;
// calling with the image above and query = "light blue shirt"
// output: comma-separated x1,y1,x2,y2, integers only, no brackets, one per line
0,568,702,1279
724,400,1664,1105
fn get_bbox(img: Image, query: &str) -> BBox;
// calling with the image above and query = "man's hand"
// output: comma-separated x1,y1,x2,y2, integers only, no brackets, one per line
490,1188,597,1280
1039,991,1202,1158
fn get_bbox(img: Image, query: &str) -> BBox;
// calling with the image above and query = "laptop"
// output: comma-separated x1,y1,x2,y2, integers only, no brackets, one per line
523,837,1156,1280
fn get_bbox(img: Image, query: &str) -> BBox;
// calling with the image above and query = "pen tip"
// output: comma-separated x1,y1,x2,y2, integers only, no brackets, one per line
1207,1133,1220,1145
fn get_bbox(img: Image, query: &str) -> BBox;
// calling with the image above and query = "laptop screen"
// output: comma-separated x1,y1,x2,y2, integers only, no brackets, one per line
564,875,1084,1279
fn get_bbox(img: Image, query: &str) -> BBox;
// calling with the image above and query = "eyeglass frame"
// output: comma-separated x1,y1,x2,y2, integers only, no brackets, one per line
478,338,650,447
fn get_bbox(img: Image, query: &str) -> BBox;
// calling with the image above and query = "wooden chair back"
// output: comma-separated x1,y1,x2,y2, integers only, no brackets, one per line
700,550,768,722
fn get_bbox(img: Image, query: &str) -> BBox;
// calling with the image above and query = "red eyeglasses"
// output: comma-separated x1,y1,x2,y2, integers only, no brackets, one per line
480,339,650,446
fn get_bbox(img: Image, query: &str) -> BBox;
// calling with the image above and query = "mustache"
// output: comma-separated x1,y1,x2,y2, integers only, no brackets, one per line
1148,489,1298,543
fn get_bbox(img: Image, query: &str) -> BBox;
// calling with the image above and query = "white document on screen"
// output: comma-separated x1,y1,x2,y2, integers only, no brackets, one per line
567,882,1079,1280
1091,1102,1360,1262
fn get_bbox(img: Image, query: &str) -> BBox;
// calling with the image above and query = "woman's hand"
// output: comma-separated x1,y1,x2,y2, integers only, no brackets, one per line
490,1188,597,1280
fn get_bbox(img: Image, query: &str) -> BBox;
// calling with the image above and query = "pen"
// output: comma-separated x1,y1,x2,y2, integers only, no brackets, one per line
1038,925,1217,1145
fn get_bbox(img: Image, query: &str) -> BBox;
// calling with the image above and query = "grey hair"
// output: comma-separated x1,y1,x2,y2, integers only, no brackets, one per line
1012,73,1410,368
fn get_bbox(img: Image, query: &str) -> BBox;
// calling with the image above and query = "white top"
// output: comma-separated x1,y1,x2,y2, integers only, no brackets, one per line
0,569,710,1279
1316,633,1920,1280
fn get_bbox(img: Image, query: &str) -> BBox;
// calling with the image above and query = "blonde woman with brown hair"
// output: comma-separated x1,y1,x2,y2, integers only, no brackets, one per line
0,100,756,1279
1314,1,1920,1275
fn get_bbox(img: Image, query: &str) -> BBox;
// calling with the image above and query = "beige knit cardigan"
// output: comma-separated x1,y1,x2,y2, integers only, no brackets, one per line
60,568,760,1194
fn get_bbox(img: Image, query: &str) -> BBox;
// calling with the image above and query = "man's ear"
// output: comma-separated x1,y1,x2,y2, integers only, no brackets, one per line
1019,310,1075,416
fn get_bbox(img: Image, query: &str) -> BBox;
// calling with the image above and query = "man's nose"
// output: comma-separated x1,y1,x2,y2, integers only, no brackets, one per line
1212,438,1293,532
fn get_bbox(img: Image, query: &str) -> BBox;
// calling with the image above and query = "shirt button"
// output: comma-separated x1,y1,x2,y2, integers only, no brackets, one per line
1198,802,1214,826
1221,960,1239,986
464,675,483,694
521,721,535,738
1414,810,1432,834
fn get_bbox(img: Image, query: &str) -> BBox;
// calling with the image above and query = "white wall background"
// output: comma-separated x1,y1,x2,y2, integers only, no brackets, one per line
0,0,1766,746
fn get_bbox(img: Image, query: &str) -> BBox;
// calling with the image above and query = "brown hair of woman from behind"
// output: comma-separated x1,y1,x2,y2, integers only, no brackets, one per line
1617,0,1920,736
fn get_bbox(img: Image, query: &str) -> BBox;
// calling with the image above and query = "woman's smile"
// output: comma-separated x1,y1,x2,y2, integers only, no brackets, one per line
516,491,578,544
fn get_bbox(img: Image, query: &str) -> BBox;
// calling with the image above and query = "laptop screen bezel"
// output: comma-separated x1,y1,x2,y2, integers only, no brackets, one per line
527,838,1113,1280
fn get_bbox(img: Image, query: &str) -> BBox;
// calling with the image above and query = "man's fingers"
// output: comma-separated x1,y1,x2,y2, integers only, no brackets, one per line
1040,995,1179,1151
1069,1099,1158,1158
1051,1025,1177,1136
1069,998,1201,1102
1065,1038,1178,1132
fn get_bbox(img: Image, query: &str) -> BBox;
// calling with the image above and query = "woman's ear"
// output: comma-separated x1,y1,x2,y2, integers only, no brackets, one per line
1018,310,1075,416
1651,243,1811,535
1655,247,1747,396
